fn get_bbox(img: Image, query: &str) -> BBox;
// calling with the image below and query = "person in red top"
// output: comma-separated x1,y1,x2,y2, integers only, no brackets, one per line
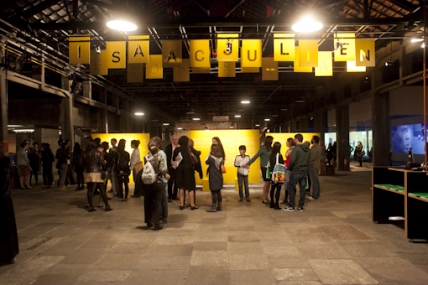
281,138,295,205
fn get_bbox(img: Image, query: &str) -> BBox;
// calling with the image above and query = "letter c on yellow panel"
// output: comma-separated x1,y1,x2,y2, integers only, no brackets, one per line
190,40,210,68
146,55,163,79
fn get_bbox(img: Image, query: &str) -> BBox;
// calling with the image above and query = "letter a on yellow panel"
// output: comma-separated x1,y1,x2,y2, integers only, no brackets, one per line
274,34,295,61
90,50,108,76
128,35,149,64
217,34,239,62
69,35,90,65
105,41,126,69
218,62,236,77
146,55,163,79
190,40,210,68
334,33,356,62
294,47,312,73
262,58,278,81
173,59,190,82
127,64,144,83
298,40,318,67
315,52,333,76
355,40,375,67
347,61,366,72
241,40,262,68
162,40,182,67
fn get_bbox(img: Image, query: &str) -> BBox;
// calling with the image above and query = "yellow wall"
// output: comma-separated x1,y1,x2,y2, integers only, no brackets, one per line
188,130,260,184
92,133,150,184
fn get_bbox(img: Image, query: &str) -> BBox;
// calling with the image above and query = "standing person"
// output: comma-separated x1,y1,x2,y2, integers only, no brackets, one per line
245,136,274,204
152,137,169,223
281,138,295,205
143,142,170,230
56,141,70,190
269,142,284,210
173,136,198,210
284,134,310,212
326,143,333,164
0,144,19,265
165,135,179,202
116,139,130,201
331,142,337,163
108,138,119,196
188,138,203,206
28,142,41,185
234,145,250,202
307,136,321,201
83,143,112,212
41,143,54,188
208,137,225,207
355,141,365,167
73,143,85,190
17,141,32,189
206,145,224,212
130,140,142,184
65,140,75,187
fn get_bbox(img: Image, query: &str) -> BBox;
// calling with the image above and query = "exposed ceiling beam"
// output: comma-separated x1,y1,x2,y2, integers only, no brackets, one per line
388,0,420,13
9,0,62,20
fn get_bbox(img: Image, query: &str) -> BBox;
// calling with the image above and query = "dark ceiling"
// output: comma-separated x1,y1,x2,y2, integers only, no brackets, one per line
0,0,423,125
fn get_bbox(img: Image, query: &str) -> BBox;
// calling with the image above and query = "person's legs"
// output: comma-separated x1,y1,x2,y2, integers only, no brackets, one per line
179,188,185,208
59,164,68,188
287,172,297,209
217,190,223,211
207,190,218,212
151,184,163,229
160,183,168,220
111,166,118,196
87,183,96,211
189,190,197,208
24,174,31,188
98,182,111,210
42,169,48,186
19,175,25,188
124,176,129,199
144,185,153,225
48,171,53,187
263,181,270,202
274,184,281,209
308,167,320,199
297,173,307,209
238,174,244,200
243,175,250,198
269,183,275,208
118,175,124,199
359,158,363,167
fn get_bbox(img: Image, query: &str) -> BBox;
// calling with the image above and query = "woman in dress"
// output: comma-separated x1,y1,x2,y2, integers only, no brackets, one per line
207,137,224,207
269,142,284,210
56,141,70,190
245,136,273,204
17,141,32,189
116,139,130,201
173,136,198,210
206,145,224,212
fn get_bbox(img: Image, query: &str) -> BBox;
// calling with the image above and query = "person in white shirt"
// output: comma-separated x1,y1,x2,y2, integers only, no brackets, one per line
130,140,142,184
234,145,251,202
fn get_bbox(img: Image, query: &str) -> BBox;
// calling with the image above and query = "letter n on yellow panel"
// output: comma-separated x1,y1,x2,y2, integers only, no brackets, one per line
262,58,278,81
173,59,190,82
355,40,375,67
146,55,163,79
315,52,333,76
218,62,236,77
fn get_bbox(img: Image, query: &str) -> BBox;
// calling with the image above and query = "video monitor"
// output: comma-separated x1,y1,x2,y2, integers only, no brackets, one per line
391,124,427,154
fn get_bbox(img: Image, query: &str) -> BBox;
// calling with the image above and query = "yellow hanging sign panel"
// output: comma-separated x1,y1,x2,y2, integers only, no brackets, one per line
347,61,366,72
127,64,144,83
274,34,295,61
146,55,163,79
192,67,211,73
298,40,318,67
218,62,236,77
262,58,278,81
162,40,182,67
90,50,108,75
355,40,375,67
189,40,211,68
241,40,262,68
173,59,190,82
315,52,333,76
241,67,259,73
294,47,312,73
105,41,126,69
217,34,239,62
69,35,90,65
334,33,356,62
128,35,150,64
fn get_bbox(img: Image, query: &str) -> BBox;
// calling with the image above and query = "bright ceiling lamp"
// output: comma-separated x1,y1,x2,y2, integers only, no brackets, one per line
241,100,250,104
106,19,137,32
411,38,423,43
135,112,144,116
292,16,323,33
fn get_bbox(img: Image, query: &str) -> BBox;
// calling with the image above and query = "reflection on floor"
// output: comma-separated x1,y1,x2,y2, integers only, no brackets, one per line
1,170,428,285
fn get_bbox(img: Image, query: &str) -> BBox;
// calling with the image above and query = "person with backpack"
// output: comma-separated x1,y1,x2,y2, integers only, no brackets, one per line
72,143,85,190
206,145,224,212
143,141,170,230
116,139,130,201
269,142,285,210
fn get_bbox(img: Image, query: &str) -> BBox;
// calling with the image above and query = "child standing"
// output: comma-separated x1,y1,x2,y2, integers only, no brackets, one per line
234,145,251,202
206,145,224,212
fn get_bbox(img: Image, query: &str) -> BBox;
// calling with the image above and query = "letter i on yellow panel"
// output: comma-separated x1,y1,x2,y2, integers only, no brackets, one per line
146,55,163,79
294,47,312,73
69,35,90,65
298,40,318,67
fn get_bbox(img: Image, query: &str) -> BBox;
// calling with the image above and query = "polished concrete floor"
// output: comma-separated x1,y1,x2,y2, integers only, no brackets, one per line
1,167,428,285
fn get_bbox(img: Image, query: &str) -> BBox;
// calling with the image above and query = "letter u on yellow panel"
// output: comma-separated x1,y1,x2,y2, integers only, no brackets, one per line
241,40,262,68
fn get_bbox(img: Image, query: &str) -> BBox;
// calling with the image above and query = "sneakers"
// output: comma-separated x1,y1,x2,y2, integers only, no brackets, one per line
246,197,251,202
238,198,243,202
283,206,294,211
306,196,315,201
297,207,304,211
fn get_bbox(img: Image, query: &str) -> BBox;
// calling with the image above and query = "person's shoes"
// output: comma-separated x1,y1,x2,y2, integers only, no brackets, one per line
121,198,128,202
246,197,251,202
179,205,184,210
88,206,96,212
283,206,294,211
131,195,140,198
274,203,281,210
216,202,222,211
238,198,243,202
306,196,315,201
107,189,113,193
172,197,179,200
153,224,163,231
270,202,274,208
206,207,217,212
297,207,304,211
190,206,199,210
161,218,168,224
59,187,67,190
168,198,172,203
113,195,121,200
25,186,33,189
98,204,103,208
147,223,153,228
280,200,287,204
105,205,113,212
107,197,111,200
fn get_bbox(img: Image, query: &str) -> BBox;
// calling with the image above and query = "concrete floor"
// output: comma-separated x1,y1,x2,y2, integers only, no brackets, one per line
1,169,428,285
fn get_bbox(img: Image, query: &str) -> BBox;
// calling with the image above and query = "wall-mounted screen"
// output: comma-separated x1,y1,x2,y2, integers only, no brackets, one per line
391,124,426,154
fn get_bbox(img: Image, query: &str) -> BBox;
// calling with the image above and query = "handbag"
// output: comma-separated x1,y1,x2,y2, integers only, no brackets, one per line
265,162,271,179
134,161,143,173
272,153,286,183
221,164,226,174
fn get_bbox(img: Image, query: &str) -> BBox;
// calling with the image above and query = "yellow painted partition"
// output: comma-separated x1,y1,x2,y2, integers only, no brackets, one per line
92,133,150,184
188,130,260,190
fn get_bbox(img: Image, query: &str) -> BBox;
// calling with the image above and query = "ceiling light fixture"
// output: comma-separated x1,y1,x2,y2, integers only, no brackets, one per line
292,16,323,33
106,19,137,32
241,100,250,104
193,118,200,121
255,124,260,127
135,112,144,116
264,118,271,121
411,38,423,43
177,127,183,130
163,123,170,126
234,115,241,118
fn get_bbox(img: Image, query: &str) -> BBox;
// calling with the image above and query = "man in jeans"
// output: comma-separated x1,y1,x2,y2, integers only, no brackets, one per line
307,136,321,201
284,134,310,211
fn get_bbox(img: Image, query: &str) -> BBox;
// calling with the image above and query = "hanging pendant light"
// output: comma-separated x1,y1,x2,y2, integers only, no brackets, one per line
292,16,323,33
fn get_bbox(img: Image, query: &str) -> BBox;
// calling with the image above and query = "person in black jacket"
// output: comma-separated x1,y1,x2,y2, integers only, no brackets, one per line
73,143,85,190
41,143,54,188
269,142,284,210
116,139,130,201
165,134,179,202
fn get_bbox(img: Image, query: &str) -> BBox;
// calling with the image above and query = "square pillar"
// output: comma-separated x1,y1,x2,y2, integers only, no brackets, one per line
83,80,92,99
314,110,327,142
99,90,108,133
61,78,74,144
372,92,390,166
336,104,350,171
0,68,8,152
299,117,309,132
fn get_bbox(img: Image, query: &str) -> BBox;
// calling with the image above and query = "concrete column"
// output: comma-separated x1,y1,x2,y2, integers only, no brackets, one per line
83,80,92,99
0,68,8,152
299,117,309,132
314,110,327,142
99,90,108,133
372,92,390,166
61,78,74,144
336,104,350,171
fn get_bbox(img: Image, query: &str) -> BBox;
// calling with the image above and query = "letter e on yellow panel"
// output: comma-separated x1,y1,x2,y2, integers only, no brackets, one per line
262,58,278,81
146,55,163,79
190,40,210,68
334,33,356,62
315,52,333,76
128,35,149,64
355,40,375,67
69,35,90,65
273,34,295,61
